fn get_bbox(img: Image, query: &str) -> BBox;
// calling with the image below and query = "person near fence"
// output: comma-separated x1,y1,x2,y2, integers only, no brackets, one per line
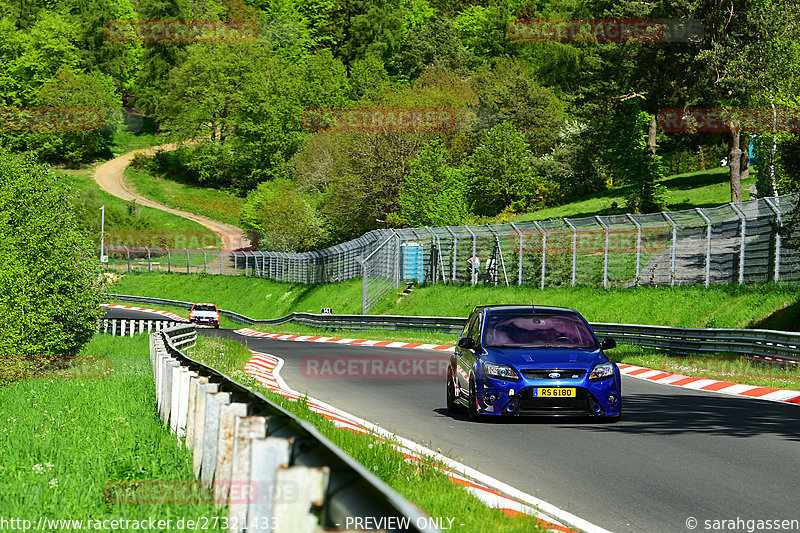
466,255,480,281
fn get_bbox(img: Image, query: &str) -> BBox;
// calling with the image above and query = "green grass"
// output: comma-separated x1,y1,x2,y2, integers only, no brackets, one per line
110,273,365,318
56,166,218,247
110,128,162,157
125,167,244,227
109,273,800,330
513,167,755,222
192,336,547,533
0,334,223,530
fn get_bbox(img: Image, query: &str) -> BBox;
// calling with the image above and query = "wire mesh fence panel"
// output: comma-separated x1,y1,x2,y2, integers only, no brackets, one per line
360,235,400,313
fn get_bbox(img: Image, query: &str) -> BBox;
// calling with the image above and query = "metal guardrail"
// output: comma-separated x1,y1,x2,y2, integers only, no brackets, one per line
99,317,186,337
154,324,436,533
113,293,800,363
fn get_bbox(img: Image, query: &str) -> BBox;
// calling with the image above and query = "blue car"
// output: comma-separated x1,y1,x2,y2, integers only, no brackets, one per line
447,305,621,421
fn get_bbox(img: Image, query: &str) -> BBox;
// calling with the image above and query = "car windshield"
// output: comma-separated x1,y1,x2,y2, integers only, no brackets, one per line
193,304,216,312
483,313,597,349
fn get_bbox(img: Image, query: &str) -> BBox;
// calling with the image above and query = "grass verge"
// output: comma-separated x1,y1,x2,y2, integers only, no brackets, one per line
125,167,244,227
192,335,547,533
109,273,800,330
0,334,223,530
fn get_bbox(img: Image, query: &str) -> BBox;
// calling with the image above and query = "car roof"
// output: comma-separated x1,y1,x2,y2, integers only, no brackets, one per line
192,302,217,307
472,304,581,315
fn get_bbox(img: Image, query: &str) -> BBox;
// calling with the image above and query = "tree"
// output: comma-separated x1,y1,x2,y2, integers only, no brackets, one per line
239,178,329,252
467,121,544,216
0,150,101,362
396,139,467,226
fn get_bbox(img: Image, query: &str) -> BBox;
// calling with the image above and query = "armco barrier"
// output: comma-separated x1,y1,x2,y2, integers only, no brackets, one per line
152,324,437,533
111,293,800,363
98,317,185,337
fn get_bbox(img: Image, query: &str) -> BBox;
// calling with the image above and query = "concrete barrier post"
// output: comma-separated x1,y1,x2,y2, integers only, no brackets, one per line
214,402,249,505
174,368,196,439
186,376,209,450
272,466,329,533
192,381,219,479
201,392,232,486
247,437,291,526
169,366,188,433
227,416,268,532
160,358,179,424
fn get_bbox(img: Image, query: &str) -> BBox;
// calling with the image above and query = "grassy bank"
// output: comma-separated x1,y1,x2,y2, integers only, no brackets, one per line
0,334,222,530
109,273,800,330
125,167,244,227
193,336,546,533
513,167,754,222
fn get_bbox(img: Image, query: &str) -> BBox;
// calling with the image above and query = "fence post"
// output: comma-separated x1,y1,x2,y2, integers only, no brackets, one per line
485,225,509,286
510,223,524,286
662,212,677,286
765,197,782,281
730,203,746,284
358,258,367,314
392,230,401,288
626,214,642,286
695,208,712,287
563,219,577,287
464,226,478,286
202,250,207,273
167,248,171,273
595,216,609,289
145,247,151,272
184,248,190,274
124,246,130,273
443,226,458,283
533,221,546,289
219,250,223,275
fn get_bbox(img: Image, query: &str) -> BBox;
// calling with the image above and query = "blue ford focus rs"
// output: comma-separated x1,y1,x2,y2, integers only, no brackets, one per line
447,305,621,421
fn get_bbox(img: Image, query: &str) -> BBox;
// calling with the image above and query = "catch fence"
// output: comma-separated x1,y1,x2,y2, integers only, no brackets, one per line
104,194,800,312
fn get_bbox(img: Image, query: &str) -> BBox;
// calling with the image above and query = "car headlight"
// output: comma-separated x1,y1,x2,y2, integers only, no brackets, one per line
483,362,519,381
589,362,615,381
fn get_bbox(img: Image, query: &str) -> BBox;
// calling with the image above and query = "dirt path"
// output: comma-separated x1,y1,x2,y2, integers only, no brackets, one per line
93,143,249,251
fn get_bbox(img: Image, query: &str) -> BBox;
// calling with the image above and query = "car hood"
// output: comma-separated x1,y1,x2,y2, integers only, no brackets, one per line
484,347,604,369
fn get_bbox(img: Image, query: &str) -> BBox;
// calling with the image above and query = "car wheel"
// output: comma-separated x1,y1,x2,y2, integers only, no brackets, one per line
468,380,482,422
446,370,458,413
214,324,219,329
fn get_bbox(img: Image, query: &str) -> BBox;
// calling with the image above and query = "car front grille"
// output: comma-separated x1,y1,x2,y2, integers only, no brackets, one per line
514,387,593,416
520,369,586,380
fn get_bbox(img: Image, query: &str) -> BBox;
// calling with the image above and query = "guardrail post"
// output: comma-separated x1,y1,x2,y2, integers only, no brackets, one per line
272,466,330,533
228,416,268,531
695,208,712,287
192,381,220,479
464,226,478,286
201,391,232,485
247,438,291,526
533,221,546,289
730,203,746,284
214,402,249,505
186,376,209,450
626,214,642,286
563,218,577,286
765,197,782,281
510,223,524,286
595,216,610,288
662,212,678,286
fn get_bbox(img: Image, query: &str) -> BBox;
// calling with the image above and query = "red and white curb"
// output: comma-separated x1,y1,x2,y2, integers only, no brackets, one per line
236,329,800,407
234,328,455,352
102,304,188,323
617,364,800,405
243,350,609,533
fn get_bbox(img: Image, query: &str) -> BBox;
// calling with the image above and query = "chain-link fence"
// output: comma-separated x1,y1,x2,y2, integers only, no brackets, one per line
104,194,800,312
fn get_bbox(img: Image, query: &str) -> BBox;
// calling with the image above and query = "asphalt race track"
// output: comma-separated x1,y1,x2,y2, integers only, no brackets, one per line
108,309,800,532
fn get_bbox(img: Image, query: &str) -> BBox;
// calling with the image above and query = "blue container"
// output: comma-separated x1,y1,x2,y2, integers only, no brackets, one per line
401,242,424,283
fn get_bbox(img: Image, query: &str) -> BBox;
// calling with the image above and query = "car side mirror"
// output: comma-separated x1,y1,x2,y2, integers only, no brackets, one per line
601,337,617,350
458,337,475,350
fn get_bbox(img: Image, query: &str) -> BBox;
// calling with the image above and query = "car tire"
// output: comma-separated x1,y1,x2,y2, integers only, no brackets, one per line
468,380,482,422
446,370,459,413
214,324,219,329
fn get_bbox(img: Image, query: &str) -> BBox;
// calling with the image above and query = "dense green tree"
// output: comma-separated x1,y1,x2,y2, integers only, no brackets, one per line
396,139,467,226
467,121,544,216
0,150,101,362
239,178,329,251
